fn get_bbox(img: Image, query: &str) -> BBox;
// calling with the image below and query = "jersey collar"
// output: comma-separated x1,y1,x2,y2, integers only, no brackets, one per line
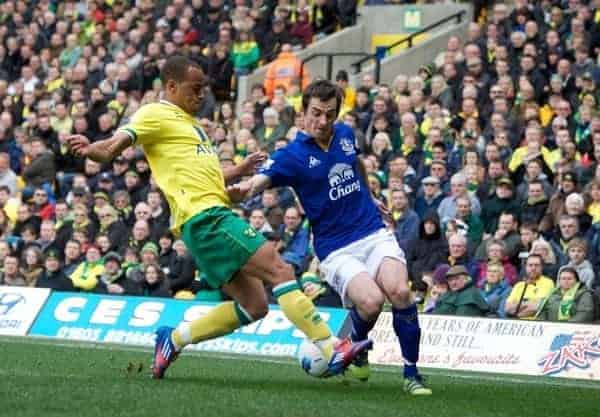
159,99,188,115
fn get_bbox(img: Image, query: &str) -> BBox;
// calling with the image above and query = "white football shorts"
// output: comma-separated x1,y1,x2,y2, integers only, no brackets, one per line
319,228,406,307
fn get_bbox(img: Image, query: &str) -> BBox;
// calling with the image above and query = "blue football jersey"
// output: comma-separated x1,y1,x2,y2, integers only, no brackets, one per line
261,123,384,260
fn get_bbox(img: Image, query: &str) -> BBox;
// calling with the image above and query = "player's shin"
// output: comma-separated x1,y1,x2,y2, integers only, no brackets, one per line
171,301,253,350
350,307,377,342
272,281,335,357
392,303,421,378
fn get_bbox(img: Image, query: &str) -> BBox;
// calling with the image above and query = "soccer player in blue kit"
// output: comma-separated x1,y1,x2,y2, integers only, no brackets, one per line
228,80,431,394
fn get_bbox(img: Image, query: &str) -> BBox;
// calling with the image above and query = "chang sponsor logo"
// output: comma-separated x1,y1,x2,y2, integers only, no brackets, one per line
327,163,360,201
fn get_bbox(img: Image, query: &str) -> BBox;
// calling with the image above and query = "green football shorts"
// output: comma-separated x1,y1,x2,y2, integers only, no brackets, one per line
181,206,266,289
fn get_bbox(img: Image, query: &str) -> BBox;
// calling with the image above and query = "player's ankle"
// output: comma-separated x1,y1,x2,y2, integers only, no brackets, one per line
314,336,336,359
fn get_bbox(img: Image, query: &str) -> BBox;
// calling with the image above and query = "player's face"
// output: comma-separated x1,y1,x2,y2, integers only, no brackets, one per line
304,97,338,144
173,66,207,114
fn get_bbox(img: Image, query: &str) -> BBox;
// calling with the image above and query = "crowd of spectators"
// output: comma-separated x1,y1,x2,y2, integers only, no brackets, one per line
0,0,599,325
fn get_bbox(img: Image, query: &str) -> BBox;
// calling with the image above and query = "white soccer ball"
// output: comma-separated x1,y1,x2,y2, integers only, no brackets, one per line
297,339,328,378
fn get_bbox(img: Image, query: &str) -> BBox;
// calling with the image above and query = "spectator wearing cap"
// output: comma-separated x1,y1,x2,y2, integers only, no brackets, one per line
536,266,595,323
70,245,105,292
36,248,74,292
111,156,129,189
506,254,554,320
423,264,450,313
540,171,578,233
97,252,135,295
479,261,511,318
95,172,115,195
128,242,161,284
432,265,489,317
480,177,519,234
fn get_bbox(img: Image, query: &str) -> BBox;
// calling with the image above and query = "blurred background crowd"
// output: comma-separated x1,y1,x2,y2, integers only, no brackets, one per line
0,0,599,324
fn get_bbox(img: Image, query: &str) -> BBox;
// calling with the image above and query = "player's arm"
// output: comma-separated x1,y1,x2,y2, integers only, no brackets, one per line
67,132,133,163
227,174,272,203
222,152,267,182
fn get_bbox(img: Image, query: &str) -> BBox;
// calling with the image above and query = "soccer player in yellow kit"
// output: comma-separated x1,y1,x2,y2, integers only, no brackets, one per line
67,55,371,379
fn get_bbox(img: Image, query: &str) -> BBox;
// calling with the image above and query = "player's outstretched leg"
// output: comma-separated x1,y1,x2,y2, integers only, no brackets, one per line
242,242,373,377
376,257,432,395
152,295,263,379
344,273,385,381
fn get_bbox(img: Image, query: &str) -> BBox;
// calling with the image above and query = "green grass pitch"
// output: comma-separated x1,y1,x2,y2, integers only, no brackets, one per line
0,336,598,417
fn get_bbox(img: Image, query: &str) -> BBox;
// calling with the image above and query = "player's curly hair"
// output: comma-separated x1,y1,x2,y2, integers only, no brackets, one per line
302,79,343,116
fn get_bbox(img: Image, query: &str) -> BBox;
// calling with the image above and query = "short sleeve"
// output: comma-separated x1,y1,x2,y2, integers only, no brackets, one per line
260,148,295,188
118,104,161,146
506,283,524,305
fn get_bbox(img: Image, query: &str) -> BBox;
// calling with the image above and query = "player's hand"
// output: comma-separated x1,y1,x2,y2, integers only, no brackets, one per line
239,152,267,176
66,134,91,157
374,199,394,226
227,181,252,203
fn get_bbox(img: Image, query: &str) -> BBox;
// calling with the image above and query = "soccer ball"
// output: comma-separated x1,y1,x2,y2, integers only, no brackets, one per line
297,339,328,377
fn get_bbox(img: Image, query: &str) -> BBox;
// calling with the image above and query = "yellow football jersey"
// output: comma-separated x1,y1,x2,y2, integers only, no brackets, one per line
119,100,230,234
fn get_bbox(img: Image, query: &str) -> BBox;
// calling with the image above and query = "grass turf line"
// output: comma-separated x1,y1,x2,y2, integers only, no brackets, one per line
0,337,597,417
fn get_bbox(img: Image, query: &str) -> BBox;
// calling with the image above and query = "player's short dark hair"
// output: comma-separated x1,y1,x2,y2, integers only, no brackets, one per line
302,79,343,116
160,55,203,84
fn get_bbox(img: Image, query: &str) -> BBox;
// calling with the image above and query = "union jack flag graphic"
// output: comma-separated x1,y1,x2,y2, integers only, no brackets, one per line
538,331,600,376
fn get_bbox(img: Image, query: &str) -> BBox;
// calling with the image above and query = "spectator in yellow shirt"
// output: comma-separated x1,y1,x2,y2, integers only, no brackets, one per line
505,254,554,320
335,70,355,118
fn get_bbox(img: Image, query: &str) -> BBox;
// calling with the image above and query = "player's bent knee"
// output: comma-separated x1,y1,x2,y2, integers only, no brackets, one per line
388,286,412,304
357,294,385,320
